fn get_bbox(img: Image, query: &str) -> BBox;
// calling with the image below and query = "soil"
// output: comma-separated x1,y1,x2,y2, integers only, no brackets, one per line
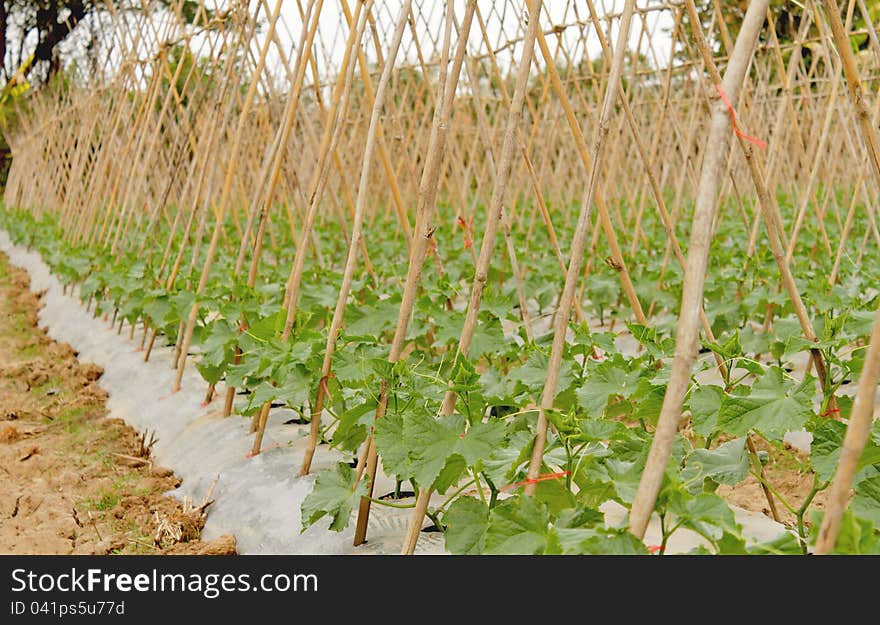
0,252,236,555
717,437,828,530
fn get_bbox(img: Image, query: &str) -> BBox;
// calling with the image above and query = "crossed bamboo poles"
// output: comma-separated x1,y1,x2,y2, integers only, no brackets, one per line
5,0,880,555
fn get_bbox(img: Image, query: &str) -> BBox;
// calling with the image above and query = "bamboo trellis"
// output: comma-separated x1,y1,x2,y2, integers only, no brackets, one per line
5,0,880,555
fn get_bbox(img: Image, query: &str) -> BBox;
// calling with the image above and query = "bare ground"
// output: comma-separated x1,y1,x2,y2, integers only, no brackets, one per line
0,252,236,555
717,436,828,530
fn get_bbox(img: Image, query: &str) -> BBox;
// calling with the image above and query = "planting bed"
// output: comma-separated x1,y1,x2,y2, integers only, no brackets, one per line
4,0,880,556
0,250,235,555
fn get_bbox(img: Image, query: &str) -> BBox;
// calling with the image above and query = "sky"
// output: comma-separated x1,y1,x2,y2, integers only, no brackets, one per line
103,0,679,90
263,0,677,77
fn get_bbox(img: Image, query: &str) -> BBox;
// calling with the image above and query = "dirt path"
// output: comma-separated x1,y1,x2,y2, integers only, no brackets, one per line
0,252,236,555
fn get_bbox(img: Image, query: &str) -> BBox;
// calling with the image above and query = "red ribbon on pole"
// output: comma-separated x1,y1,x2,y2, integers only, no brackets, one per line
716,83,767,150
457,215,474,250
499,470,571,492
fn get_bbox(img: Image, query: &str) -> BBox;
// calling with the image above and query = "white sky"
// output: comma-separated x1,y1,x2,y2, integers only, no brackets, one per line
262,1,677,78
90,1,678,90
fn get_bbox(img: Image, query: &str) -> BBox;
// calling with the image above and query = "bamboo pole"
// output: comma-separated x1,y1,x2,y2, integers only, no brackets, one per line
523,0,640,498
249,0,371,457
352,0,478,547
400,0,545,555
299,0,413,477
629,0,771,539
171,0,305,392
815,0,880,554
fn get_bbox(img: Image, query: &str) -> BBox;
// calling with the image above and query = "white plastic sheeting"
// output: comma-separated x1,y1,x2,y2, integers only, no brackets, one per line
1,230,791,555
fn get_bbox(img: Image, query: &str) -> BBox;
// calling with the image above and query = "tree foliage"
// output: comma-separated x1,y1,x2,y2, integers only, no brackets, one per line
0,1,209,87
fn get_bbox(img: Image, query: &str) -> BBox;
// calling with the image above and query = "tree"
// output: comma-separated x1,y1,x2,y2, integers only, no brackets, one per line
674,1,880,58
0,0,209,88
0,1,211,188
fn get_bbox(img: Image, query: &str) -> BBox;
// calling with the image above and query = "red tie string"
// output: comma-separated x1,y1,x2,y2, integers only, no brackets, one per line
457,216,474,250
319,374,335,403
499,470,571,493
715,84,766,150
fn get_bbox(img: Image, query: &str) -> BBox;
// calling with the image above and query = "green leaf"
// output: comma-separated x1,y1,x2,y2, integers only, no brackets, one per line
810,420,845,483
225,361,257,390
143,296,171,327
576,360,641,416
554,527,648,555
468,317,509,358
534,475,576,516
605,458,645,504
717,368,815,439
449,357,481,395
688,385,724,437
627,323,674,359
703,330,743,362
739,326,770,357
432,309,465,346
672,493,741,543
480,367,514,403
375,411,506,490
809,509,880,555
250,381,278,410
846,308,877,339
333,345,375,385
555,505,605,528
576,419,626,442
434,455,468,494
345,298,400,337
275,366,311,408
769,316,805,361
458,420,508,466
509,351,573,398
373,411,409,478
301,463,367,532
442,496,489,554
247,309,288,342
195,361,225,386
811,420,880,483
484,496,551,555
482,429,533,486
169,290,196,323
632,381,666,425
332,399,377,452
747,532,803,555
681,438,750,494
716,531,749,554
405,413,466,488
852,475,880,526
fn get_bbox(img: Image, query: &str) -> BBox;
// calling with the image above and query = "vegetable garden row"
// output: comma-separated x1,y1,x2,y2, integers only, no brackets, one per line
4,0,880,554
